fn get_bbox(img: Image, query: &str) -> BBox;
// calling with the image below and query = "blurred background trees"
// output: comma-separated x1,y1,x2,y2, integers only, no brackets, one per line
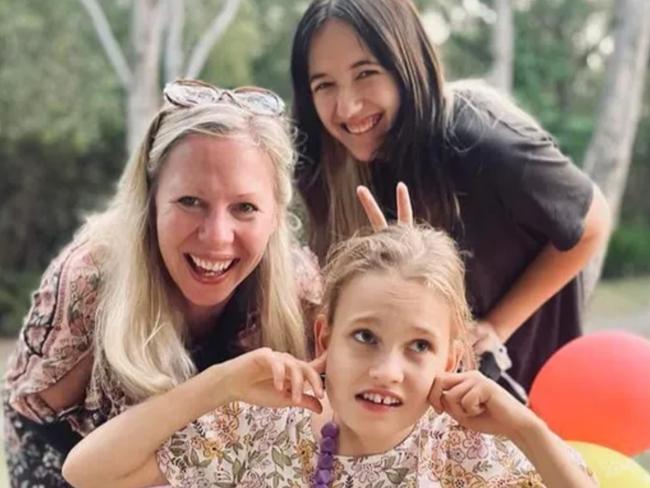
1,0,649,335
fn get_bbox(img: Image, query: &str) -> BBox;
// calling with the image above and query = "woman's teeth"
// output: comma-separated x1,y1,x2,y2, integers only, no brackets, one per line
360,392,402,406
345,114,381,135
189,255,234,275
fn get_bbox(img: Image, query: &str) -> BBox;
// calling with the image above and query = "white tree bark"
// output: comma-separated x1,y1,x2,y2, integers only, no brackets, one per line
126,0,167,153
582,0,650,297
185,0,242,78
79,0,132,88
165,0,185,82
80,0,243,152
488,0,514,95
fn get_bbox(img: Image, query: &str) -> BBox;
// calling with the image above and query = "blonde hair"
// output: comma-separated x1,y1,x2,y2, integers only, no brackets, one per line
78,102,307,401
321,224,475,368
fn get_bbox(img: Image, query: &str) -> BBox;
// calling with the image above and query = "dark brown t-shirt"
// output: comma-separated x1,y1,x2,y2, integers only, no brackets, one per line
447,91,593,390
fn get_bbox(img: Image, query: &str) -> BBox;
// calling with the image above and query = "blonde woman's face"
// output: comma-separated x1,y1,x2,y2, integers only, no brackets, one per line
308,20,400,163
155,134,278,322
316,272,457,454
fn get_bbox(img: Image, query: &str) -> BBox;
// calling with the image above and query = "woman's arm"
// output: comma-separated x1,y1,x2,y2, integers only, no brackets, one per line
482,183,611,343
62,349,324,488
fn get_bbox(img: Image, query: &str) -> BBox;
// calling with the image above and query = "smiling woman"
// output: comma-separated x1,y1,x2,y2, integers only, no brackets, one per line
2,80,321,487
290,0,611,397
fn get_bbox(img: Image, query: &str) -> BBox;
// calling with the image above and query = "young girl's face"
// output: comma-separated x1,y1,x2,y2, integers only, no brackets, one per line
316,270,458,454
307,20,400,163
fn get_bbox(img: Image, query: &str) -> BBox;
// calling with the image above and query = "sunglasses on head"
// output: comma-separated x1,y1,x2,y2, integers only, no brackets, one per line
163,79,285,117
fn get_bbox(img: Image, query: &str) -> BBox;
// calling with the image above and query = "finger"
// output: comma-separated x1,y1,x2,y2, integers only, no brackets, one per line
303,363,324,398
441,379,476,419
309,352,327,374
286,357,304,404
396,182,413,226
356,186,387,230
269,356,286,392
297,393,323,414
459,385,487,417
429,372,466,413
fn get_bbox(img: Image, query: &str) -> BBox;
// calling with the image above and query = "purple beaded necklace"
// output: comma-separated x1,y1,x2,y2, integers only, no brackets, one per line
312,421,339,488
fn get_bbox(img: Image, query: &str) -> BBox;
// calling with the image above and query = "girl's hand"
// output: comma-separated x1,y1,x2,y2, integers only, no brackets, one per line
429,370,537,440
356,182,413,230
224,348,326,413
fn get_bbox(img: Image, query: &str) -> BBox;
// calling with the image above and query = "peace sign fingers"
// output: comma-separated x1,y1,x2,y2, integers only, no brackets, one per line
356,182,414,231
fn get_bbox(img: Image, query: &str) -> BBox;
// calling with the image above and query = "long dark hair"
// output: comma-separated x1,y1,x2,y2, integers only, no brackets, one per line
291,0,459,260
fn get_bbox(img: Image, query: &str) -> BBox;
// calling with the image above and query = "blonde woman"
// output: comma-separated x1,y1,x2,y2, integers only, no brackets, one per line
3,80,320,487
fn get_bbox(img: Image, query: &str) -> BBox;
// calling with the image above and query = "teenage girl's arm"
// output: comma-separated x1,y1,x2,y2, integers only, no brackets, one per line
429,371,597,487
479,183,610,346
62,350,325,488
357,182,611,350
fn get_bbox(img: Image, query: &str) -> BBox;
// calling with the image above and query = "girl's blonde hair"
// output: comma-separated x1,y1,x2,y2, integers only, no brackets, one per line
78,102,307,401
321,224,475,368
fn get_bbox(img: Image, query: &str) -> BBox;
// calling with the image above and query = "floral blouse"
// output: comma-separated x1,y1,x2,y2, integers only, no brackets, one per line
156,404,594,487
4,240,323,436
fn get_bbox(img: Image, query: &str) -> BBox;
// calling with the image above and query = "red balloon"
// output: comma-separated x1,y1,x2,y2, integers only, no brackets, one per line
529,331,650,456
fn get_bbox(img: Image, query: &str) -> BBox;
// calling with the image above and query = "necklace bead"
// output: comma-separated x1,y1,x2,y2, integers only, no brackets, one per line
312,421,339,488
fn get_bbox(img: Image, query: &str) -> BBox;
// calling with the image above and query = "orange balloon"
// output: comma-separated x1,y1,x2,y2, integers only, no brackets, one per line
530,331,650,456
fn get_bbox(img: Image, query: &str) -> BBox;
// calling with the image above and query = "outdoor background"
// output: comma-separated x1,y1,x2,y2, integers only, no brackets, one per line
0,0,649,485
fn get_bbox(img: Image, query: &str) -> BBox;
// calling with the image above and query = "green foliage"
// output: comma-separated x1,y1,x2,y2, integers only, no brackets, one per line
0,0,124,149
0,270,40,337
603,224,650,279
0,0,649,336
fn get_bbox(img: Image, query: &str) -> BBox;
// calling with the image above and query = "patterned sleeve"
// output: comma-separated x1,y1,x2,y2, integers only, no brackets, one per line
4,242,101,423
423,413,596,486
291,245,323,307
156,403,251,486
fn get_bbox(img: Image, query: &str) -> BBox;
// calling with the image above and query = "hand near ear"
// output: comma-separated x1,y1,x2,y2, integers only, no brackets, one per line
428,370,535,440
225,348,326,413
356,182,413,230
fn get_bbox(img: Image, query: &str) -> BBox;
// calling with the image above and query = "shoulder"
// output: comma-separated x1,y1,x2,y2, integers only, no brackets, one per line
445,80,562,170
421,413,544,485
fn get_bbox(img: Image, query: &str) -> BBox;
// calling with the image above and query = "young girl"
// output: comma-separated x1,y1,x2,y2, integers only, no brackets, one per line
290,0,611,392
62,225,596,487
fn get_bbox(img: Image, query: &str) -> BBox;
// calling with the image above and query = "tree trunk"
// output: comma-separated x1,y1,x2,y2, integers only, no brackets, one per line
165,0,185,83
488,0,514,95
582,0,650,297
126,0,167,154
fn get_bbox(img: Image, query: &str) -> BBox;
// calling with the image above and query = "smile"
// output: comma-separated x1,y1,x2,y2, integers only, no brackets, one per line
186,254,237,278
343,114,382,135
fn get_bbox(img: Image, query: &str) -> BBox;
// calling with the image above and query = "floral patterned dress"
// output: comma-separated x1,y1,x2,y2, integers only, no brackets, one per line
3,240,322,487
157,404,594,487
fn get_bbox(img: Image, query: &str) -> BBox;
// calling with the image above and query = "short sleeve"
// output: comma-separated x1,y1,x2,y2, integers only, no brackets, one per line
453,89,594,251
426,414,597,487
4,242,101,423
436,419,546,486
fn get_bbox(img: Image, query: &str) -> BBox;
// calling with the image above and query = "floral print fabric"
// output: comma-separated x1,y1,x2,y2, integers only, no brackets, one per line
157,404,594,487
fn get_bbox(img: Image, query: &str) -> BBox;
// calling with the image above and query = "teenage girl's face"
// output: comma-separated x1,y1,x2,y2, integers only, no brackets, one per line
308,20,400,163
315,271,458,455
155,134,278,324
